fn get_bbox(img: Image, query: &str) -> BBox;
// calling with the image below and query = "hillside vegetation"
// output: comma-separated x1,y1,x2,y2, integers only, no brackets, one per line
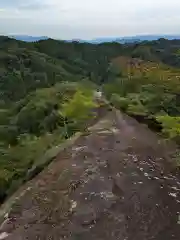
1,36,180,203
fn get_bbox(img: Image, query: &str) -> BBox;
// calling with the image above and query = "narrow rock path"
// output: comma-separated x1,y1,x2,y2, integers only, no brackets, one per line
1,109,180,239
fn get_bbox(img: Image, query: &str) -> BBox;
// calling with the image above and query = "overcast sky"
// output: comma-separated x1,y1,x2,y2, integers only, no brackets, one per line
0,0,180,39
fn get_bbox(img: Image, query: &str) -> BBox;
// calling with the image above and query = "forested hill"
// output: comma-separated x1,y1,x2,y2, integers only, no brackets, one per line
1,36,180,103
1,36,180,204
0,36,123,102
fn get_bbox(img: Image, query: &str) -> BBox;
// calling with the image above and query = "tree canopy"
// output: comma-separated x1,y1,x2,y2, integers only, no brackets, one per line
1,36,180,203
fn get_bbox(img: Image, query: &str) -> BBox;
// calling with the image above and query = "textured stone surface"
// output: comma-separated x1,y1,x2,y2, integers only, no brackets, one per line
0,108,180,239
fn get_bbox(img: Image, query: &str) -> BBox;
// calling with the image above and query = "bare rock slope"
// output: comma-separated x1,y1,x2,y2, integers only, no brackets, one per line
1,108,180,239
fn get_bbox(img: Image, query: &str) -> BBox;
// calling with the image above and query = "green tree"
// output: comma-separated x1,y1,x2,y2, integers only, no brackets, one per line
61,89,97,135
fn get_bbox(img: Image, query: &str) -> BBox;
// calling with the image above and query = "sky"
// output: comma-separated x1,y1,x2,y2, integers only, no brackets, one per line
0,0,180,40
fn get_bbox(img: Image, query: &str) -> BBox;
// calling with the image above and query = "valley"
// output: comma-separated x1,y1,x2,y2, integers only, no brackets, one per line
0,36,180,238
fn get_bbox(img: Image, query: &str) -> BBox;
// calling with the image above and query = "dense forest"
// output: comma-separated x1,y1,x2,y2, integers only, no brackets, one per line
1,36,180,203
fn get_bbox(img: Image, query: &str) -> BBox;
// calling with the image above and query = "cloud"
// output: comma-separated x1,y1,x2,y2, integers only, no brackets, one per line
0,0,180,39
18,3,49,10
0,0,51,10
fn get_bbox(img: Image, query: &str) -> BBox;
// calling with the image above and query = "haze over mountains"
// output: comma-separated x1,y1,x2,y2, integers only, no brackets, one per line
90,35,180,44
7,34,180,43
9,35,48,42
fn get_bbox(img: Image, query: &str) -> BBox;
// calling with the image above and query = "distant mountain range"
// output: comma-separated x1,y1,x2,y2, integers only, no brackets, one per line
87,35,180,44
8,34,180,43
9,35,48,42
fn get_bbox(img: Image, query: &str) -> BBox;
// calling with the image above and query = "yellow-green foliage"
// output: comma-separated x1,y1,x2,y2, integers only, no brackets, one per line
104,56,180,145
175,49,180,56
156,115,180,140
109,92,148,116
112,56,180,84
0,130,63,199
0,83,97,203
110,94,129,111
126,93,148,116
62,89,97,123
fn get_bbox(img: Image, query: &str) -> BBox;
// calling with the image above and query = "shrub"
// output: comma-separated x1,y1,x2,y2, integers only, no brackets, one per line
110,94,129,111
156,115,180,141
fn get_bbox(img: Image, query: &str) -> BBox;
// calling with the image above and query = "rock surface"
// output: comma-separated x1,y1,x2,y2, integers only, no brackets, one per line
1,108,180,239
